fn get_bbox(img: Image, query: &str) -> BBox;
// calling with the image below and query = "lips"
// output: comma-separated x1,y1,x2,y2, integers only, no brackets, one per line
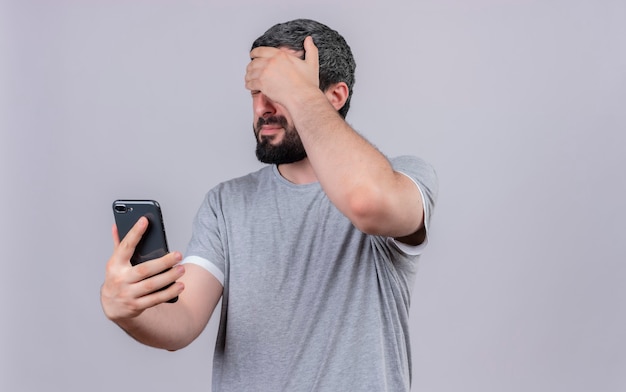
256,115,289,142
259,125,282,136
257,115,288,130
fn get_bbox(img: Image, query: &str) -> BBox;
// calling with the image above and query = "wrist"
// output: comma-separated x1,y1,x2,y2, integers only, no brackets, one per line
286,88,336,123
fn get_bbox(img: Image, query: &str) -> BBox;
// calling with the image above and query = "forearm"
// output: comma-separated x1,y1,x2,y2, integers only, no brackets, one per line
287,91,422,237
114,301,201,351
102,252,221,352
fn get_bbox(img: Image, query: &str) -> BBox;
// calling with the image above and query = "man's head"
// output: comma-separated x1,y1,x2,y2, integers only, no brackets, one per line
251,19,356,119
251,19,356,165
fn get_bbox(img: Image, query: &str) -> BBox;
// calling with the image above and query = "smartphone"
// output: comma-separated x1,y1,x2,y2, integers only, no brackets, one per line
112,199,178,303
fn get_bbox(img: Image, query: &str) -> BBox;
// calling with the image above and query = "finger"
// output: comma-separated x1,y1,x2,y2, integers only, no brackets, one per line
135,281,185,310
130,251,183,283
245,60,268,93
245,76,262,93
115,216,149,262
303,36,319,68
250,46,280,60
135,263,185,298
245,60,261,85
112,224,120,248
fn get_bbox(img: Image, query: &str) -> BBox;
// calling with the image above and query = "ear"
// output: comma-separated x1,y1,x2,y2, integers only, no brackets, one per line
324,82,349,113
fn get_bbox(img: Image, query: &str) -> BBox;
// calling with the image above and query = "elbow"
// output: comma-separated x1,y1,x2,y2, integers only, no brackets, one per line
161,338,193,352
162,330,198,352
344,186,388,235
143,338,190,352
343,181,423,238
165,344,186,352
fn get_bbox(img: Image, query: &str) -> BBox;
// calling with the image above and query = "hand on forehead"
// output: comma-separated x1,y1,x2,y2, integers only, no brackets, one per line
250,46,303,60
250,36,315,60
245,37,320,104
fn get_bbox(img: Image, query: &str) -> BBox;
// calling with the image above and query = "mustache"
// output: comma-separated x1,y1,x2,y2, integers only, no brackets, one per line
256,115,289,131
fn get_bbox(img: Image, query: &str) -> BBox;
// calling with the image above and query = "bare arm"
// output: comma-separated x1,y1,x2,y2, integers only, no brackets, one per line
246,37,424,242
100,217,222,351
287,90,424,241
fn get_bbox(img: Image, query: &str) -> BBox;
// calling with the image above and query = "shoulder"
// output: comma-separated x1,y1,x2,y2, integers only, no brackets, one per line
390,155,437,192
390,155,436,177
389,155,438,230
209,165,273,195
192,166,272,221
197,165,277,214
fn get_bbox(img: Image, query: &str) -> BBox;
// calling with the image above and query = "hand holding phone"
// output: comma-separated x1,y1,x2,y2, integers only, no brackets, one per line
112,200,179,303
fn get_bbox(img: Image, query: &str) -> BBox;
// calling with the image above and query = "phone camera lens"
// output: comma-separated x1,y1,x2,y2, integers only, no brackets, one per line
114,205,127,213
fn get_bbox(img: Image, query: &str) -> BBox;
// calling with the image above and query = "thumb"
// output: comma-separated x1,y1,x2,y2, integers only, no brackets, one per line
303,36,319,68
114,216,149,263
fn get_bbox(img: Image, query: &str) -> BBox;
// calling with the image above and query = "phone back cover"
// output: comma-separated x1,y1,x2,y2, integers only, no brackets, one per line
113,200,169,265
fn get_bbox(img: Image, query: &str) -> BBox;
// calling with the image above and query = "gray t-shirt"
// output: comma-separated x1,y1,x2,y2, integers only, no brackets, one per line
183,155,437,392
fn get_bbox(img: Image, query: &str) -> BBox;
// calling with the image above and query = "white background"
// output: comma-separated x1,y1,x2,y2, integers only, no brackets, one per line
2,0,625,391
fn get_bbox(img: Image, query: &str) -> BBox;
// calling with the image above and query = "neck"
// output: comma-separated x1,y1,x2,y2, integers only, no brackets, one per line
277,158,318,184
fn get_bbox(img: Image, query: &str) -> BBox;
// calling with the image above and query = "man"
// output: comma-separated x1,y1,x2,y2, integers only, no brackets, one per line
101,19,437,391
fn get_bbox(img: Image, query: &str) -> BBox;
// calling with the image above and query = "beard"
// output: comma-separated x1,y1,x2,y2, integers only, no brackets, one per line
254,115,307,164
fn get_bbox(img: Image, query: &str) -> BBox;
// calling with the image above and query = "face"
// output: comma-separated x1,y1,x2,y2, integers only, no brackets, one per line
250,46,308,164
252,93,307,164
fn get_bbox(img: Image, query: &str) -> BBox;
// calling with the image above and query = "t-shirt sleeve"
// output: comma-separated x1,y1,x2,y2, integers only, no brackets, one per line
389,155,439,255
182,190,226,285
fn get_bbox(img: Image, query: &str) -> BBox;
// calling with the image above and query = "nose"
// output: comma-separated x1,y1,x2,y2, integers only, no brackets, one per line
253,93,276,119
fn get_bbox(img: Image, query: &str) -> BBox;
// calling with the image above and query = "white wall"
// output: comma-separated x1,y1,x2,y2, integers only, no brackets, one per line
2,1,624,391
